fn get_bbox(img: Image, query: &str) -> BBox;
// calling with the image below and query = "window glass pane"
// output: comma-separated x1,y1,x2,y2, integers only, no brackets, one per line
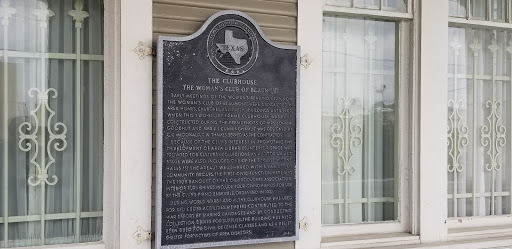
45,220,76,245
81,0,104,55
326,0,352,7
79,217,102,243
355,0,379,9
471,0,488,19
7,222,41,248
322,15,397,224
0,0,104,247
447,27,512,218
491,0,506,21
383,0,407,12
449,0,467,17
48,1,75,54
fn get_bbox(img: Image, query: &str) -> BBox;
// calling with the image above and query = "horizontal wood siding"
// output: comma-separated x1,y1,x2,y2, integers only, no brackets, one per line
153,0,297,44
151,1,297,248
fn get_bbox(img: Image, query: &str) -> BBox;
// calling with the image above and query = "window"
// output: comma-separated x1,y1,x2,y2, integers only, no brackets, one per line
298,1,512,247
0,0,104,247
322,16,398,224
447,0,512,219
321,0,413,231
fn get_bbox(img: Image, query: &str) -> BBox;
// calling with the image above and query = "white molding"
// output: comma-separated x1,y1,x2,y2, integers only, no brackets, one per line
409,0,421,236
322,222,403,237
103,0,121,248
447,215,512,228
418,0,448,243
118,0,153,249
296,0,323,248
399,18,413,234
323,5,413,20
429,239,512,249
320,234,512,249
448,225,512,242
13,242,105,249
449,17,512,30
321,233,420,249
366,236,512,249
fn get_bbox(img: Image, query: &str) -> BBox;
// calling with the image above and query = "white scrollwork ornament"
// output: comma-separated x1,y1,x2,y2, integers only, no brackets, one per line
18,88,67,187
481,100,506,172
480,32,507,172
447,100,468,173
331,97,362,175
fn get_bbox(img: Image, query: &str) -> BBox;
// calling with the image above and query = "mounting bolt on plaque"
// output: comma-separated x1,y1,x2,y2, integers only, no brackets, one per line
300,53,313,69
299,217,310,231
132,226,152,245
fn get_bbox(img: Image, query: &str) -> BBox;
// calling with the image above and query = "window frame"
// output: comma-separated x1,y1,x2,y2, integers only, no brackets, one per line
295,1,416,248
320,9,412,236
446,0,512,234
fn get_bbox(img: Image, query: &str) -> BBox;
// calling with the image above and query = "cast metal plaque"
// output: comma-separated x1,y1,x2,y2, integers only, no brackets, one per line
156,10,299,249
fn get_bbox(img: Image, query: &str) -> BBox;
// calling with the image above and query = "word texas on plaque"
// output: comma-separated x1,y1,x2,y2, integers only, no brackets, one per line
156,10,299,249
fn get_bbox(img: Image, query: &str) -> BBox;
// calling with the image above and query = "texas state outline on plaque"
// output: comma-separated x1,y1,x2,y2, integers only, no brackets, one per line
216,30,248,64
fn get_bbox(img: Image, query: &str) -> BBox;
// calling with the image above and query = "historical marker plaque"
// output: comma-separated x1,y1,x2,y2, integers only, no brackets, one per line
156,10,299,249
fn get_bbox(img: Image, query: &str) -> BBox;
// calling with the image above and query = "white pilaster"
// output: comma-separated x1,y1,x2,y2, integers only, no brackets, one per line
119,0,153,248
296,0,323,248
419,0,448,243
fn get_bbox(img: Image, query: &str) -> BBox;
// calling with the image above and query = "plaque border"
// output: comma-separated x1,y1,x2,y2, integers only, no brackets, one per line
156,10,301,249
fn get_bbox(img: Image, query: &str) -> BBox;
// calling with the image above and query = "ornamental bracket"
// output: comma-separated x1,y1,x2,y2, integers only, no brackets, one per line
134,41,154,60
301,53,313,69
299,217,310,231
133,226,152,245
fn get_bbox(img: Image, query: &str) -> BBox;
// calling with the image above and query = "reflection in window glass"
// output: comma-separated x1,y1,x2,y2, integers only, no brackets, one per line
322,16,398,224
447,27,512,218
449,0,467,17
491,0,506,21
326,0,352,7
355,0,379,9
451,0,509,23
383,0,407,12
471,0,488,19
